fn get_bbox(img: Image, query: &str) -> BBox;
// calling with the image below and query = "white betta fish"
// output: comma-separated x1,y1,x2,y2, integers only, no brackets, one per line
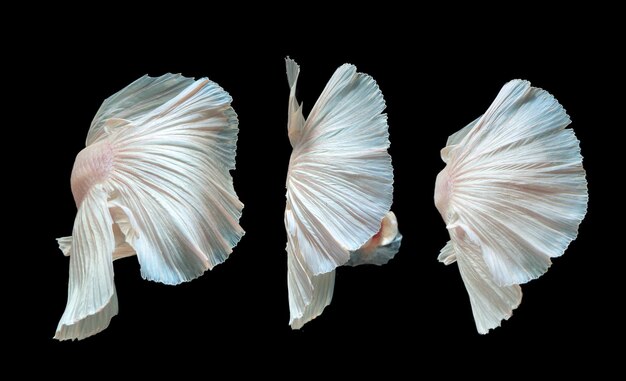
284,58,401,329
56,74,244,340
434,80,588,334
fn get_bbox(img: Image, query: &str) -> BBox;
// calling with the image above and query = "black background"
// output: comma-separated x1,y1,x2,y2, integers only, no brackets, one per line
12,7,619,373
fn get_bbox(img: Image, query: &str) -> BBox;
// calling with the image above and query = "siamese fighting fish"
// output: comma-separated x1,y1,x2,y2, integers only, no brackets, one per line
434,80,588,334
56,74,244,340
284,58,402,329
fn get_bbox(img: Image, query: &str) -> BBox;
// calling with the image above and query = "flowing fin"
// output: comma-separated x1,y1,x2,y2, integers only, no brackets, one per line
286,57,306,146
454,236,522,334
441,116,480,163
87,74,194,145
55,185,117,340
105,77,244,285
438,80,588,286
286,60,393,275
57,236,72,256
290,271,335,330
287,240,336,329
57,74,244,339
437,241,456,265
284,59,394,328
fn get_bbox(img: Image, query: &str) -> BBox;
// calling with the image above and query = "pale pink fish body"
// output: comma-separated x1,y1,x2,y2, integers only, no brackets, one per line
56,74,244,340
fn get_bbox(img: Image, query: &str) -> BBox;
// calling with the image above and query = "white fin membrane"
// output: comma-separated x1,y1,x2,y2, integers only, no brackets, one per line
284,58,399,328
55,186,118,340
435,79,588,333
56,74,244,340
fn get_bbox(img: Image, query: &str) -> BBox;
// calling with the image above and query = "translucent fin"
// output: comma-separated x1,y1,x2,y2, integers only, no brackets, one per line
286,60,393,275
87,74,194,145
60,211,137,261
286,57,305,146
57,74,244,339
284,59,394,328
455,236,522,334
106,77,245,285
55,186,118,340
57,236,72,256
111,221,136,261
287,247,336,329
285,207,337,328
441,116,480,163
437,241,456,265
437,79,588,286
290,272,335,329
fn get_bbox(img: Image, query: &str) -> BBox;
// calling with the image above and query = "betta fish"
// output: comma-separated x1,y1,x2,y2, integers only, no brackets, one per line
434,80,588,334
284,58,401,329
56,74,244,340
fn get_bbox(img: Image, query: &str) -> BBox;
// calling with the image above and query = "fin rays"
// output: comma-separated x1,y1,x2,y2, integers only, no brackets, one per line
56,74,243,340
435,79,588,333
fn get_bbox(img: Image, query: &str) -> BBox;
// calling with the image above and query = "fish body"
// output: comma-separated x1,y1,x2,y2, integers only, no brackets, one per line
284,58,401,329
435,80,588,333
56,74,244,340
